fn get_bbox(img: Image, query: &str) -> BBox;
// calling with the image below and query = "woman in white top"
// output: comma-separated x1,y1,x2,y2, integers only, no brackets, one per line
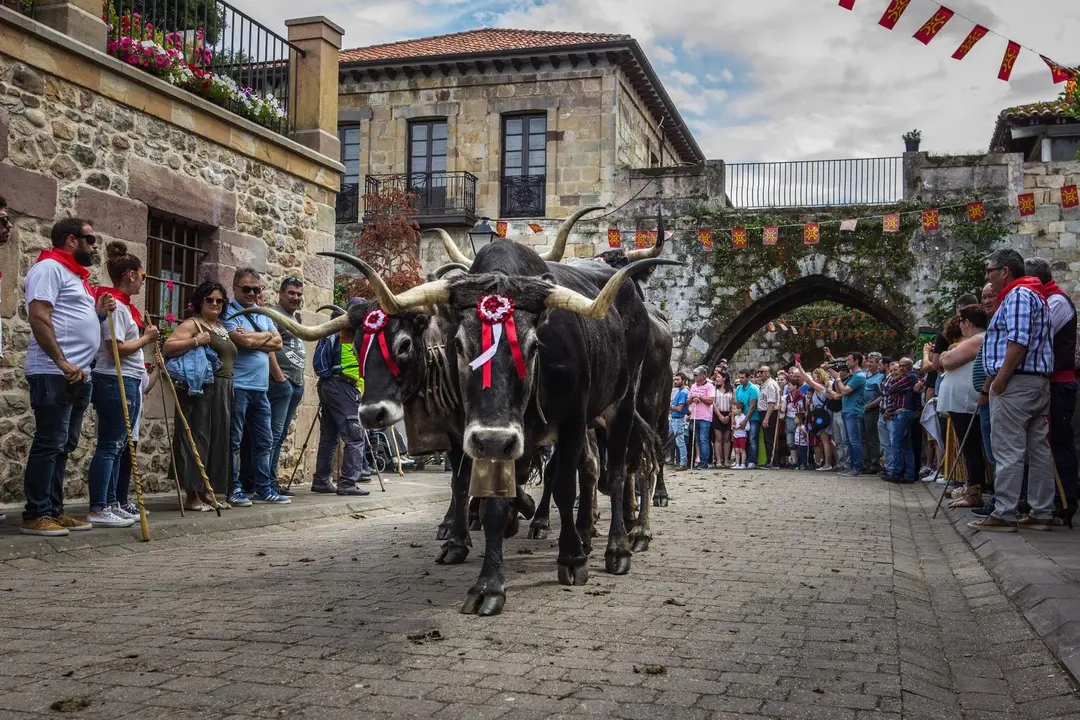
712,373,734,467
938,305,989,508
87,242,159,528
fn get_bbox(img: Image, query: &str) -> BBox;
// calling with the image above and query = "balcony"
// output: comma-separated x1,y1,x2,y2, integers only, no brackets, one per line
354,172,477,227
501,174,546,217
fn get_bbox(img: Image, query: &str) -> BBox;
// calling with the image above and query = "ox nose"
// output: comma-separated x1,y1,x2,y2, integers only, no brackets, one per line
358,401,402,429
465,427,523,461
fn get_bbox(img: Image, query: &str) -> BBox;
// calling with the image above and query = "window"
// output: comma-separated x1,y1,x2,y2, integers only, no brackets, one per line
146,212,207,327
408,119,448,213
339,125,361,185
501,114,547,217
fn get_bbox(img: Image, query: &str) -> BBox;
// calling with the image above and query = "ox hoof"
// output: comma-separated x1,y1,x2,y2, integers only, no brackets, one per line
605,552,632,576
515,492,536,520
461,589,505,616
653,495,669,507
557,564,590,586
504,513,520,539
435,523,451,540
527,522,549,540
436,543,470,565
581,538,593,556
631,537,651,553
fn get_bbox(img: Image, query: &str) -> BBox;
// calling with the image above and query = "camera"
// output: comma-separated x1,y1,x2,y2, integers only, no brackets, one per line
827,359,847,372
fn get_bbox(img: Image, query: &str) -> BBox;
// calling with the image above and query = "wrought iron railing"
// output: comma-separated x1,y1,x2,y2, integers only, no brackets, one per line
364,172,477,220
103,0,302,135
336,183,360,224
501,174,546,217
724,157,903,208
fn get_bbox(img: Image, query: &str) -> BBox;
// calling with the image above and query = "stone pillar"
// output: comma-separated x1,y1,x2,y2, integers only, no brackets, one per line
34,0,107,50
286,16,343,161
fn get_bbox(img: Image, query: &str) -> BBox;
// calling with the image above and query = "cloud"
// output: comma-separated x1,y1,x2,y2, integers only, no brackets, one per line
706,69,735,83
669,70,698,86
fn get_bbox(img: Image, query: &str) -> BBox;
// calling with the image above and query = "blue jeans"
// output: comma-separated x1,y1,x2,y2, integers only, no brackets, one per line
747,418,761,465
670,417,688,466
24,375,92,520
978,402,994,470
268,379,305,483
231,388,274,495
843,413,863,473
88,374,141,511
878,413,893,473
889,410,916,482
693,419,712,466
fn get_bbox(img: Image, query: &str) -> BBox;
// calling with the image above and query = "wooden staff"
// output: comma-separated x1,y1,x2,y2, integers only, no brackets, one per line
155,345,221,517
389,425,405,477
157,361,184,517
107,310,149,542
933,415,977,519
286,407,320,491
769,412,781,468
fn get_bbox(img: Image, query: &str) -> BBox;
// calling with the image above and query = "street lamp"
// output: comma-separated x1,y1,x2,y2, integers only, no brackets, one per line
469,217,498,255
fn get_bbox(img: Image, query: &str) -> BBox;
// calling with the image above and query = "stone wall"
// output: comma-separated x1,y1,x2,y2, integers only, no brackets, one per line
0,10,340,503
1015,160,1080,300
614,77,680,171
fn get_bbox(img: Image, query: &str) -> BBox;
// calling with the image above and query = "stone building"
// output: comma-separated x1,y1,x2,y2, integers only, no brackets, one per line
332,28,704,266
0,2,343,502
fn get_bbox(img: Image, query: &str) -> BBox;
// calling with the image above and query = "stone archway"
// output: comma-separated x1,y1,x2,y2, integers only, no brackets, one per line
704,273,909,368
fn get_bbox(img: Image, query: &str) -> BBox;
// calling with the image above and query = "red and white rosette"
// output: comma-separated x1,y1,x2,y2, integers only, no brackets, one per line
357,308,400,378
469,294,528,388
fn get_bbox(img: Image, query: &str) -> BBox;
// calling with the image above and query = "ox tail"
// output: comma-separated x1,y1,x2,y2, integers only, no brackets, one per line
628,410,662,500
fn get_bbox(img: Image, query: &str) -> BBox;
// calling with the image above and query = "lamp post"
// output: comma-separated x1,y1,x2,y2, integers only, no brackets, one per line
469,217,497,256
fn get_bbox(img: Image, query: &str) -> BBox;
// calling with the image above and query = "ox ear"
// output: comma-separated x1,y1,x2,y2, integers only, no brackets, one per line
412,312,431,334
540,272,557,284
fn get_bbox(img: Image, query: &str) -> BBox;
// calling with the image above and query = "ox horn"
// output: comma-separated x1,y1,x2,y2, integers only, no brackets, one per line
425,228,473,266
539,205,606,262
544,258,682,320
317,303,346,315
624,205,667,261
231,306,350,342
433,262,471,279
318,251,449,314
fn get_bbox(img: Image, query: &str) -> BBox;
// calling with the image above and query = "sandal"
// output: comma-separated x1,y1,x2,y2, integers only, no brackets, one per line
949,494,983,509
184,503,214,513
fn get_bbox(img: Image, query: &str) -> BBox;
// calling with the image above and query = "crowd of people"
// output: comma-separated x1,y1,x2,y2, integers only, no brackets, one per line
9,214,388,537
670,248,1078,532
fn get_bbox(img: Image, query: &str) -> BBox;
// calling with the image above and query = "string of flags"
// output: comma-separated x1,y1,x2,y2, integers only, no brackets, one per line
758,312,902,341
839,0,1076,85
683,188,1079,250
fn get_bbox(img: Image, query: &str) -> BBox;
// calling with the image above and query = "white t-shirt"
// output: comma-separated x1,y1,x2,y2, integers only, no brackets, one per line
24,259,100,376
132,373,150,442
795,425,809,446
94,302,146,380
732,413,748,438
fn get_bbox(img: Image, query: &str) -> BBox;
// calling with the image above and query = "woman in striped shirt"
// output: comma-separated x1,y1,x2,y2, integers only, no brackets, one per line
713,373,734,468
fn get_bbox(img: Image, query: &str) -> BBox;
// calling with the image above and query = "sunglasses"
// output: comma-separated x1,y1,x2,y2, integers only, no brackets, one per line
76,233,98,246
203,297,225,306
0,217,10,228
240,285,262,295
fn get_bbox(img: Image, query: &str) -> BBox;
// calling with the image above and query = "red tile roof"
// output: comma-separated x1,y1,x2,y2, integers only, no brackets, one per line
989,99,1076,151
340,28,629,64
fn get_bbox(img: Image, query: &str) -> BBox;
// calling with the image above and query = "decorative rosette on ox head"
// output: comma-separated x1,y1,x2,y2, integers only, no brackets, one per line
357,308,400,379
469,294,528,389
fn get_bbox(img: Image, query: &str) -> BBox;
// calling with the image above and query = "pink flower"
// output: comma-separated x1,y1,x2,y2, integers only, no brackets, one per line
126,56,139,65
165,312,176,324
166,280,175,291
155,56,166,68
107,41,118,54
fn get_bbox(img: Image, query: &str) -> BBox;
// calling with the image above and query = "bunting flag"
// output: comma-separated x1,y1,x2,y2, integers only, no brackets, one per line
495,221,508,238
607,228,621,248
1018,192,1036,216
1042,56,1075,84
878,0,911,30
763,226,779,245
840,219,858,232
732,227,748,249
1062,185,1079,209
951,25,988,60
922,208,940,231
647,230,658,247
838,0,855,8
804,223,820,245
998,41,1021,81
967,201,986,222
698,228,713,249
913,6,953,45
635,229,648,249
528,223,544,233
883,214,901,232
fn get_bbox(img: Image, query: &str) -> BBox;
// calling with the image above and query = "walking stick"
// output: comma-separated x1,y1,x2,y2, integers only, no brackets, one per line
286,407,320,491
108,310,149,542
154,345,221,517
769,414,781,468
690,417,697,470
389,426,405,477
933,415,977,519
156,362,184,517
365,429,385,492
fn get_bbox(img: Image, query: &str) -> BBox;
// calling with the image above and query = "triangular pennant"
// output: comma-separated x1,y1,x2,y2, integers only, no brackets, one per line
967,201,986,222
1042,56,1074,84
1018,192,1036,216
999,41,1021,82
698,228,713,249
1062,185,1080,209
952,25,988,60
913,6,953,45
607,228,621,248
922,209,940,231
804,222,820,245
878,0,911,29
883,214,900,232
763,226,779,246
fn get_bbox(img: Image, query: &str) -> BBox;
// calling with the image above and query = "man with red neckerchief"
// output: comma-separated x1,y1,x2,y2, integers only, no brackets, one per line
969,249,1055,533
22,218,115,536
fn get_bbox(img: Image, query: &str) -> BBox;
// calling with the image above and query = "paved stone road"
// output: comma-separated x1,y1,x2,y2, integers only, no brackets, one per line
1,469,1078,719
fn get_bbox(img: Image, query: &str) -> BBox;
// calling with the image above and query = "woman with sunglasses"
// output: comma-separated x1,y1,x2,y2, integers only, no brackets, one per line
88,242,159,528
163,281,237,511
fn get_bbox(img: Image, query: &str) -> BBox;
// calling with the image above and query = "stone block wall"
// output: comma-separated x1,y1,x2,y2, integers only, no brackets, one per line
1013,160,1080,299
0,11,340,504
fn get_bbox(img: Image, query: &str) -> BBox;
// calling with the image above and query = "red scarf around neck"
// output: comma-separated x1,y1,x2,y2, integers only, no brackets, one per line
36,248,93,297
1042,279,1070,301
95,287,144,329
997,276,1048,304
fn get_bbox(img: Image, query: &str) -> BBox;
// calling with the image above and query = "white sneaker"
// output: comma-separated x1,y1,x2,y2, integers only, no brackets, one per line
88,508,135,528
747,463,756,470
815,465,832,472
736,464,746,470
111,505,139,521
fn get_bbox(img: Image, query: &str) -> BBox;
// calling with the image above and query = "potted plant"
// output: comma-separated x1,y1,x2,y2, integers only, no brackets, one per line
902,129,922,153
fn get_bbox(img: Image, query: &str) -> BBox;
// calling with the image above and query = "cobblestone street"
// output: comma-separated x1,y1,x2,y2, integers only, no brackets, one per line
1,468,1078,720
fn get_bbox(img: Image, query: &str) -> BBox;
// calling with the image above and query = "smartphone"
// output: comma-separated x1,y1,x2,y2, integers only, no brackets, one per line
794,353,801,365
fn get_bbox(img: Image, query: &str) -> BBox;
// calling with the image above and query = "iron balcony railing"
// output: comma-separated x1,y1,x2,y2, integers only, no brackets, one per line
104,0,303,135
501,174,546,217
336,183,360,224
362,172,477,222
724,157,903,208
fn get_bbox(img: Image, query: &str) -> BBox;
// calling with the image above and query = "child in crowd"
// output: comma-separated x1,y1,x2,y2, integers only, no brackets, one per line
731,400,748,470
794,413,810,470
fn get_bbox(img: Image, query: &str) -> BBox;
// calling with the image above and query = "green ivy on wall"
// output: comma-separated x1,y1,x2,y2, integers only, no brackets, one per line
924,207,1007,329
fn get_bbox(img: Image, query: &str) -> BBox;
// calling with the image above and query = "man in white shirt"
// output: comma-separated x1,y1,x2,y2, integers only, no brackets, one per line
757,365,781,468
22,218,115,536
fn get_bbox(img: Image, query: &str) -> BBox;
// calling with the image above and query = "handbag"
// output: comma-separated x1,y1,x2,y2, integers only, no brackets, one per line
811,407,832,432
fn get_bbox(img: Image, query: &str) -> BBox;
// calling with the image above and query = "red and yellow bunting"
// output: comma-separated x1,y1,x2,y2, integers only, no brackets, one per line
1018,192,1037,216
647,230,658,247
838,0,855,9
698,229,713,249
634,229,648,249
763,226,779,245
1042,56,1075,84
998,41,1021,81
922,209,940,231
952,25,988,60
732,227,748,249
913,7,953,45
607,228,621,248
528,223,543,233
495,221,508,238
878,0,910,30
804,223,820,245
883,214,901,233
1062,185,1079,209
967,201,986,222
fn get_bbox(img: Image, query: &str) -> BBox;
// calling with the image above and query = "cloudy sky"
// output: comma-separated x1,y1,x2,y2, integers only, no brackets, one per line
240,0,1078,162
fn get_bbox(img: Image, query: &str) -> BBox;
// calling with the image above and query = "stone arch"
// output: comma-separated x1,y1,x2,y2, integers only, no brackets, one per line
705,273,910,367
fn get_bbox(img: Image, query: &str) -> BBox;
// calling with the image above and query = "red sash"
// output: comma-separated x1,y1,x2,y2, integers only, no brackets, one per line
36,249,93,296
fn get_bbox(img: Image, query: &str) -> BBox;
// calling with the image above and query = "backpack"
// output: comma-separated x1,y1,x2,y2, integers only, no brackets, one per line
313,335,341,379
